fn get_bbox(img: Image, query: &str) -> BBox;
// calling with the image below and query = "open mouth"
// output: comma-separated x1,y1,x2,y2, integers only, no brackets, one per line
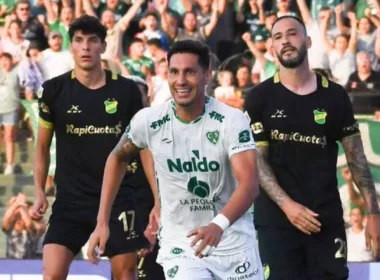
175,88,192,97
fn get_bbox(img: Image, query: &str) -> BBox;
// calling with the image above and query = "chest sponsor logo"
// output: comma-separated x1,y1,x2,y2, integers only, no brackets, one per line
271,129,327,147
66,121,122,137
67,105,82,114
180,196,220,212
167,150,220,173
207,131,219,144
104,98,118,114
313,109,327,125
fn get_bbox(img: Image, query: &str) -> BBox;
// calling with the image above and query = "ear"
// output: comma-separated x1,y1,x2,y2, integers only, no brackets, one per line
306,35,312,49
101,41,107,54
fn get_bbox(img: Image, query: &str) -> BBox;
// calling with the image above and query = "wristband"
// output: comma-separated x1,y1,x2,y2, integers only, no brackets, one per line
210,214,230,231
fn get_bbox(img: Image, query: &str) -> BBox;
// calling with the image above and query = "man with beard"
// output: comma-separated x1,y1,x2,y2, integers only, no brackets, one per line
245,16,380,279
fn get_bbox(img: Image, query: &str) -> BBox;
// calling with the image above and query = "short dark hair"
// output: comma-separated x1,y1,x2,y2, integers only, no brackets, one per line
0,52,13,61
16,0,30,8
144,11,159,20
68,15,107,43
147,38,162,48
167,40,210,70
130,37,144,45
271,15,307,35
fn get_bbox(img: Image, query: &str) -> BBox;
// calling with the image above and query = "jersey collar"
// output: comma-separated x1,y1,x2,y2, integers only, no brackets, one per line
171,96,210,124
273,72,329,88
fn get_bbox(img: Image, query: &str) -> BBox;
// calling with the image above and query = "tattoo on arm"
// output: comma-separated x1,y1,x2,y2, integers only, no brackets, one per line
342,135,380,214
256,146,289,207
112,134,140,163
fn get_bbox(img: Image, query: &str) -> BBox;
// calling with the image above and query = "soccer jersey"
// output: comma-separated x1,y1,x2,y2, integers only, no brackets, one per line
127,97,256,255
38,70,144,209
244,73,360,227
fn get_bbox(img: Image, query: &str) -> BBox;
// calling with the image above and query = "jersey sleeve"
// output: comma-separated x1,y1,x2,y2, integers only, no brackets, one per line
125,108,149,149
37,81,55,130
336,88,360,141
224,110,256,158
244,87,269,147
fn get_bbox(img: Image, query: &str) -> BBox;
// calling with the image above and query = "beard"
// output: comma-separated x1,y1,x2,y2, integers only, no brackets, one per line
277,43,308,69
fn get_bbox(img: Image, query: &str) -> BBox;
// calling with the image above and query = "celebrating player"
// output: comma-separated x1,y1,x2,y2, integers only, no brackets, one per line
245,15,380,279
87,40,263,280
32,15,149,279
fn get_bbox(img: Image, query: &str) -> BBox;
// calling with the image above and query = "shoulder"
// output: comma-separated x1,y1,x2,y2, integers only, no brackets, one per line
40,71,72,97
132,101,171,125
208,97,247,122
244,77,276,108
320,75,348,98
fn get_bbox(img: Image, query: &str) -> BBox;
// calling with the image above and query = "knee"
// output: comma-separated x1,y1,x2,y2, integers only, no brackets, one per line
113,267,137,280
43,267,68,280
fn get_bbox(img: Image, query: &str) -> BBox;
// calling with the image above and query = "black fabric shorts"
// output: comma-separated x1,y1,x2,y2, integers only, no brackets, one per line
137,243,165,280
43,203,149,257
256,224,349,280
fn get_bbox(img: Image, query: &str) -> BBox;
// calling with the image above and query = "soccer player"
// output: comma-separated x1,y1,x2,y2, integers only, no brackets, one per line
87,40,263,280
31,15,149,279
245,15,380,279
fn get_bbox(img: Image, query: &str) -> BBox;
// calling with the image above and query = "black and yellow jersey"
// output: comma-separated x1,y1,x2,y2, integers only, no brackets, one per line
245,72,360,227
38,70,145,209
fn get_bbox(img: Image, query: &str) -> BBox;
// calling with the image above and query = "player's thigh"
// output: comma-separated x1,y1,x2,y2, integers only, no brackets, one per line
43,210,93,258
211,245,264,280
43,244,75,279
257,225,308,280
307,224,349,280
104,204,150,257
137,244,165,280
161,257,213,280
110,252,138,280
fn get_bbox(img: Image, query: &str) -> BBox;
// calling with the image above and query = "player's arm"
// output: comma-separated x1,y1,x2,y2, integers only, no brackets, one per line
342,135,379,214
219,149,259,224
97,135,141,226
140,149,159,206
32,85,54,219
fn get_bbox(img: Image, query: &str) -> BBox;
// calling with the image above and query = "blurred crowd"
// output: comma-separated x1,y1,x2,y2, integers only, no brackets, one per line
1,0,380,262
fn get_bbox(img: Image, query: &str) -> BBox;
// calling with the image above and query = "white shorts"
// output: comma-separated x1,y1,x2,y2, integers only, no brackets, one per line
158,245,263,280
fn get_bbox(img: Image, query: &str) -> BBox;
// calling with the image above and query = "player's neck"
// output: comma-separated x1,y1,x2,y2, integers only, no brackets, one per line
73,66,106,89
175,95,206,123
278,62,316,95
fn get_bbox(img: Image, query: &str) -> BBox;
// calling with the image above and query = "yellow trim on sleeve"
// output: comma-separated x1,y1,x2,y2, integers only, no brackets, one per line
256,141,269,147
39,117,54,129
321,75,329,88
341,132,361,142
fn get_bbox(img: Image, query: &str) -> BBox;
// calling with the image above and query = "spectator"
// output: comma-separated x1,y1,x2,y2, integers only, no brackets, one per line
235,63,253,99
0,52,20,175
236,0,265,34
122,37,154,80
14,0,47,50
0,18,30,64
346,207,373,262
18,42,44,100
146,38,167,62
275,0,297,18
39,30,73,81
149,57,171,106
321,11,358,86
2,193,36,259
43,0,74,50
139,11,169,51
214,70,243,109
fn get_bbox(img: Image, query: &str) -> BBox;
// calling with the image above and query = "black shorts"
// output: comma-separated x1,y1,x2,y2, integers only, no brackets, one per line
256,224,349,280
137,243,165,280
44,203,149,257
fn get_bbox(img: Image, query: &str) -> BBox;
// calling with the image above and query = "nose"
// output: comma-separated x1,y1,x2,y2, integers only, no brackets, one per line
177,72,186,85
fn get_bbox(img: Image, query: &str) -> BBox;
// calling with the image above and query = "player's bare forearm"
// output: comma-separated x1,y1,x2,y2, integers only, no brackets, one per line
220,150,259,224
342,134,380,214
256,146,290,207
140,149,160,205
97,135,141,224
33,126,53,194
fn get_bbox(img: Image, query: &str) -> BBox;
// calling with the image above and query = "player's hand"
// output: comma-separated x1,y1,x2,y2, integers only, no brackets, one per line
31,191,49,220
87,224,110,265
365,214,380,261
148,204,160,235
281,198,321,235
187,223,223,258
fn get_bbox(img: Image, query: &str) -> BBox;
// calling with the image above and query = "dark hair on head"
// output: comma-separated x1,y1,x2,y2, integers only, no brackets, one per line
167,40,210,70
130,37,144,45
157,57,167,64
334,33,350,43
271,15,307,35
68,15,107,43
144,11,159,20
9,20,21,28
147,38,162,48
237,63,250,71
319,6,331,12
16,0,30,8
183,11,196,21
0,52,13,60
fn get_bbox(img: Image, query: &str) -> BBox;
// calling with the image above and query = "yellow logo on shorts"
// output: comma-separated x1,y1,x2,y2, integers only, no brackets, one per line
104,99,118,114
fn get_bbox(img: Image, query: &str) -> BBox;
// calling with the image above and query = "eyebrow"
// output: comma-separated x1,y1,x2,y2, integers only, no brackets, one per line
273,28,298,37
169,67,197,71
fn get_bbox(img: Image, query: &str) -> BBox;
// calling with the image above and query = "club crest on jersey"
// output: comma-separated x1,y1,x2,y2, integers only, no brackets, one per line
207,131,219,144
104,99,118,114
313,109,327,125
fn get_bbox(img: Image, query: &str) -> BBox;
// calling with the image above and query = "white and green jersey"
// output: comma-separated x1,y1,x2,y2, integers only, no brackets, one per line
127,97,256,255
